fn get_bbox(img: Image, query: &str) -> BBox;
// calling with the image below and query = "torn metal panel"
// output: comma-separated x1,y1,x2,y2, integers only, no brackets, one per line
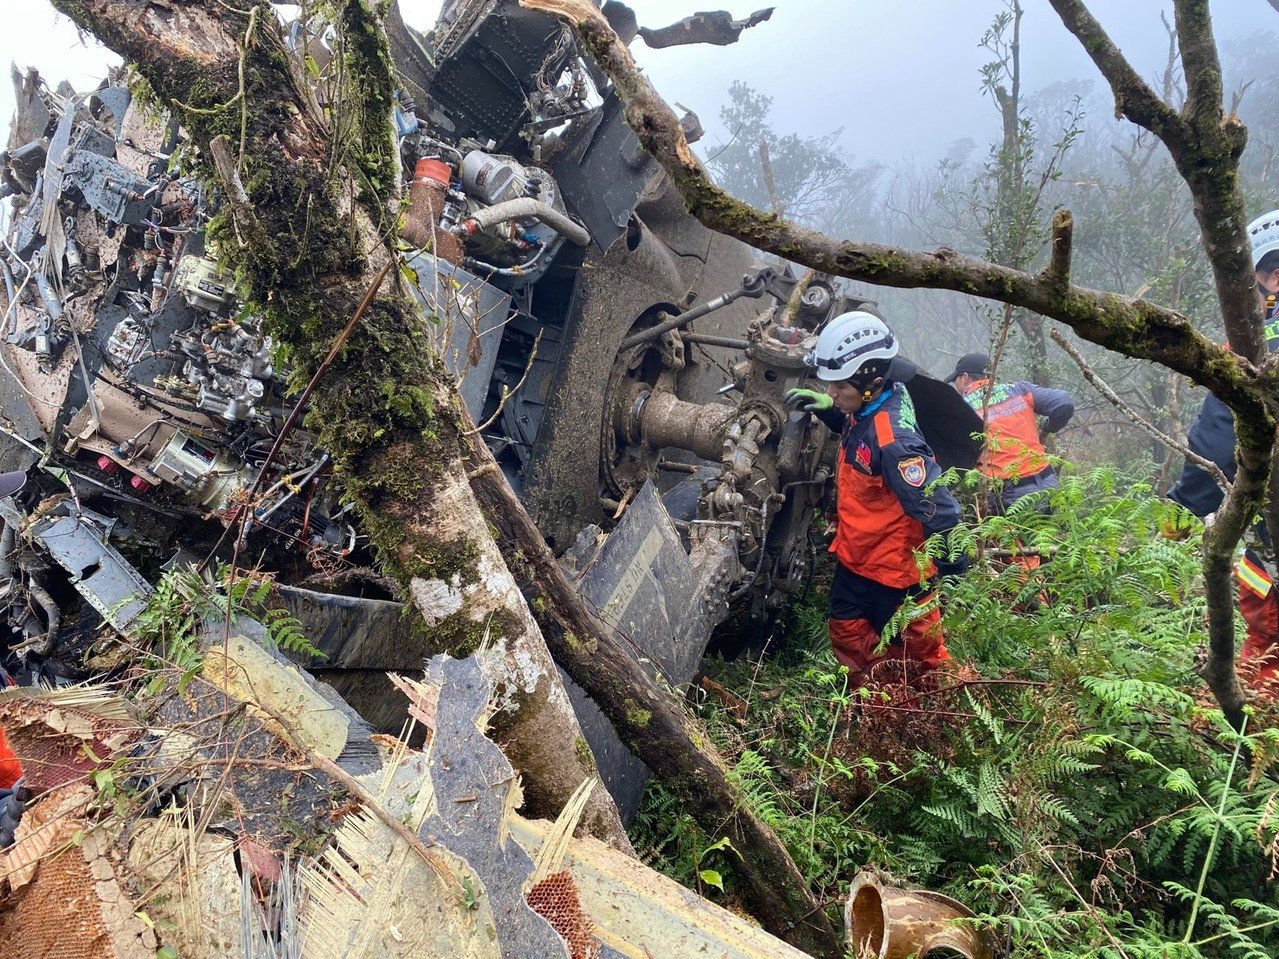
406,255,511,421
511,816,814,959
202,633,351,761
549,92,655,244
126,819,244,959
560,480,699,820
274,585,423,670
576,480,700,675
638,7,775,48
197,614,381,776
418,654,571,959
7,67,51,152
22,504,152,634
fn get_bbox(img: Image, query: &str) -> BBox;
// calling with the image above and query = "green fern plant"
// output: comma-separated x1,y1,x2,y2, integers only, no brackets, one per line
633,467,1279,957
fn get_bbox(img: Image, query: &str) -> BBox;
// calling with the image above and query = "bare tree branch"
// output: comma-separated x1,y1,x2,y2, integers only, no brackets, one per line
523,0,1265,728
757,136,784,217
1046,0,1185,145
1173,0,1224,126
1050,328,1230,491
1043,208,1074,292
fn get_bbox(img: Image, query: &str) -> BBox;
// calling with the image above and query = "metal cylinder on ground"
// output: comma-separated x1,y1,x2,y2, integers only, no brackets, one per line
845,871,995,959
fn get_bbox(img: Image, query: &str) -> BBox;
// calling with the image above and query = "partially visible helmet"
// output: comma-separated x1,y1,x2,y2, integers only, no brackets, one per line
1248,209,1279,268
805,311,898,383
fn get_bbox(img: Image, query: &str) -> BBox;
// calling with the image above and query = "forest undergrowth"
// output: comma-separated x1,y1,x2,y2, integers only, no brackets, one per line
633,466,1279,958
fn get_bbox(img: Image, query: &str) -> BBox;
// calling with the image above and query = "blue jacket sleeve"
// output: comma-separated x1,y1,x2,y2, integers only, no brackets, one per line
880,433,963,538
1026,382,1074,434
1168,392,1236,517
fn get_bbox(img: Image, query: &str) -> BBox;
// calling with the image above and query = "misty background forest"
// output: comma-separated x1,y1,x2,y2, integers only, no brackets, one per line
700,6,1279,484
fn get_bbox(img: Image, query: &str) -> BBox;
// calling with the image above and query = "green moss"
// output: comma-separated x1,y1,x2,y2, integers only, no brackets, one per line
420,611,489,659
624,700,652,730
561,630,599,657
574,736,596,771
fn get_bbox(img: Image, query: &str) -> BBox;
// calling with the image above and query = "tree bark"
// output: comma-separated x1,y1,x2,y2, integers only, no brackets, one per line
523,0,1267,729
52,0,630,846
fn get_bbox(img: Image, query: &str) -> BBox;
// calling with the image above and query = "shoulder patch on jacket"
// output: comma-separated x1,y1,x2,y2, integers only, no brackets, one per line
874,410,895,448
898,455,927,487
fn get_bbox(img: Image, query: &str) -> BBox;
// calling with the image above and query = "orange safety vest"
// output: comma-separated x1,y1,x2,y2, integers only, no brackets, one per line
964,378,1050,481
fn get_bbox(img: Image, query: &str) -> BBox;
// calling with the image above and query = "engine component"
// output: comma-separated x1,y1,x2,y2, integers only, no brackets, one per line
103,313,150,368
173,255,234,313
402,157,465,263
62,151,154,225
455,150,585,280
460,149,532,205
455,196,589,247
142,430,248,514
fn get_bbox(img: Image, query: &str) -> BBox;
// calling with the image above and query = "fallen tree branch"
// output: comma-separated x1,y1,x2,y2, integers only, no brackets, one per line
459,409,842,957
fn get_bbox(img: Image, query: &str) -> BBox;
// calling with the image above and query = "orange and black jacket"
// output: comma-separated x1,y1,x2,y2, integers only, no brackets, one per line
1170,296,1279,519
962,378,1074,484
816,382,962,588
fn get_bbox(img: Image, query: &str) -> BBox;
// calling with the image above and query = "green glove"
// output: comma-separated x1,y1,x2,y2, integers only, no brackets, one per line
785,388,833,413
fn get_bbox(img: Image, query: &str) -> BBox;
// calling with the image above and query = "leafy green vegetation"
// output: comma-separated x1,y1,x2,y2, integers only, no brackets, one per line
634,467,1279,957
134,562,324,683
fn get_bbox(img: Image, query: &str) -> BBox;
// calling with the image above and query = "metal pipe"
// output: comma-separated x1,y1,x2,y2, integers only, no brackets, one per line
0,521,15,584
464,242,552,278
24,574,60,657
656,458,703,474
681,333,749,350
2,261,18,335
32,269,63,321
456,197,590,246
845,871,995,959
619,287,753,351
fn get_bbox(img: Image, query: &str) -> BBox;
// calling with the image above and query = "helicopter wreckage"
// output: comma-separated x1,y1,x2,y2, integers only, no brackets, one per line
0,0,980,823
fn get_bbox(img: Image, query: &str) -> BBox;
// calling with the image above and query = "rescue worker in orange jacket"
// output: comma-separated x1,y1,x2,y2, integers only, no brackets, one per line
786,312,968,681
1168,209,1279,685
945,354,1074,512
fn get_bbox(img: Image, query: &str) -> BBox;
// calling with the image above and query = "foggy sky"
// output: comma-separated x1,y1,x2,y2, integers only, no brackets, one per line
0,1,1268,172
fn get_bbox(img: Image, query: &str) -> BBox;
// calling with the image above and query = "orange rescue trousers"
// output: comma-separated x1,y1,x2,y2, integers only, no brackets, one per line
827,562,949,682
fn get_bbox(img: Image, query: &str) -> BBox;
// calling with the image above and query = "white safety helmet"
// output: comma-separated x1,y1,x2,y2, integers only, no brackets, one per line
1248,209,1279,268
805,311,898,383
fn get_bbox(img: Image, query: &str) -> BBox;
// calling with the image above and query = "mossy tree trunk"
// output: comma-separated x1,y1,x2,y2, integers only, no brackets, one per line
52,0,628,848
524,0,1270,731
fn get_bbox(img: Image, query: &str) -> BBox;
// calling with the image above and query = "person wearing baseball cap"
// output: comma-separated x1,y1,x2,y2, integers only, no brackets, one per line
946,353,1074,515
1167,208,1279,687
